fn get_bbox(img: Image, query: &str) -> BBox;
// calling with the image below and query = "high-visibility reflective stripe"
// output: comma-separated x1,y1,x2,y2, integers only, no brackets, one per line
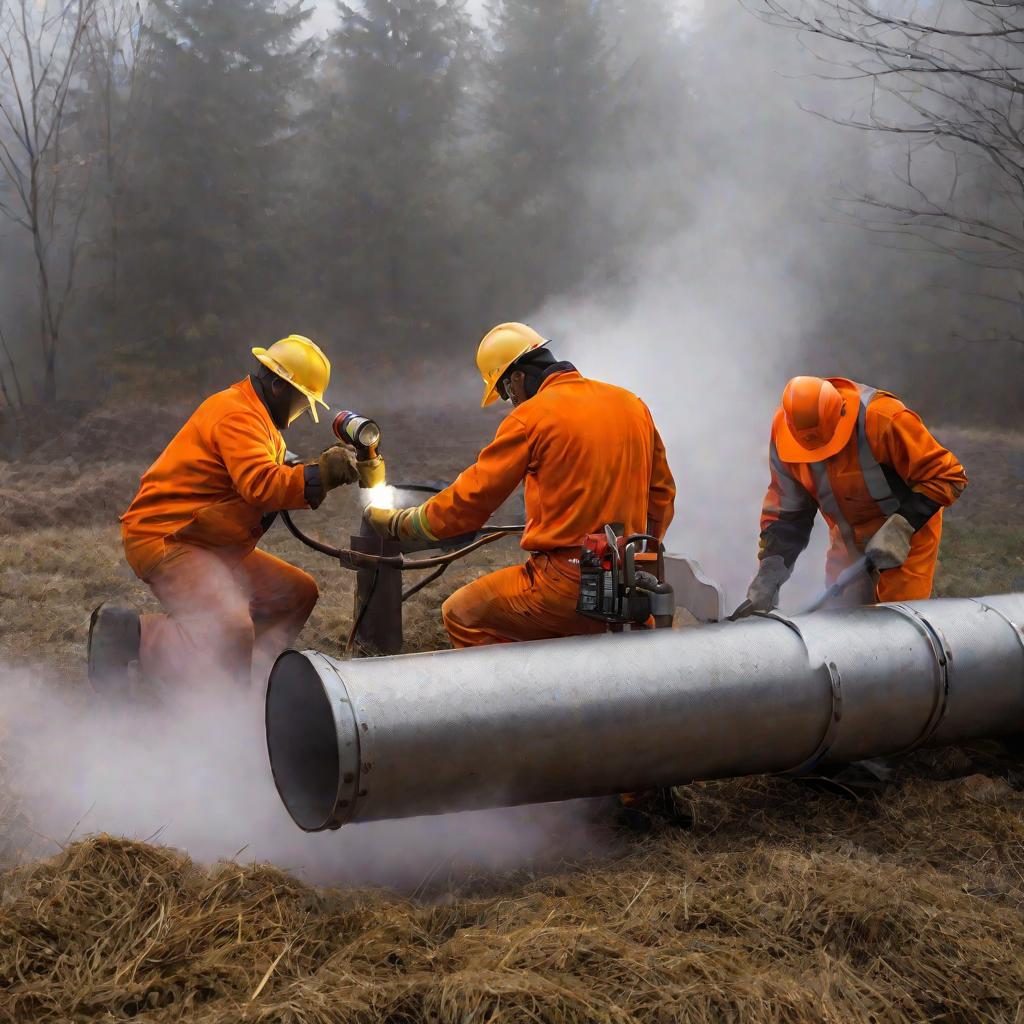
768,441,812,515
855,386,900,517
809,460,859,555
810,385,900,556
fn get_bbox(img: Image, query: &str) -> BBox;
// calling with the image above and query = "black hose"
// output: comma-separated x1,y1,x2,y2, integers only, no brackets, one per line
346,568,379,655
402,564,449,602
281,509,347,559
280,510,522,570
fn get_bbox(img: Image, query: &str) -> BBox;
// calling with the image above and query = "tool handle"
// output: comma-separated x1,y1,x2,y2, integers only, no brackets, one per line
727,599,754,622
799,555,874,616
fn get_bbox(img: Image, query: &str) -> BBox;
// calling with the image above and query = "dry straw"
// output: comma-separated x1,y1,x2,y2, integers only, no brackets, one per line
3,761,1024,1023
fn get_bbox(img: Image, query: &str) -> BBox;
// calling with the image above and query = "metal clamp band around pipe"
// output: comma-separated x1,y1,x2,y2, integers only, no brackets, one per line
884,603,951,757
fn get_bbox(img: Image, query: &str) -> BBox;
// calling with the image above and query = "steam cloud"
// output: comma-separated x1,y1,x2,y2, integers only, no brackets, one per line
1,667,606,887
1,3,1001,881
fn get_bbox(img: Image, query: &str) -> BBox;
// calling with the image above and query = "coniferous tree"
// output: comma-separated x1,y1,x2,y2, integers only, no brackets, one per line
304,0,472,336
480,0,613,313
121,0,312,341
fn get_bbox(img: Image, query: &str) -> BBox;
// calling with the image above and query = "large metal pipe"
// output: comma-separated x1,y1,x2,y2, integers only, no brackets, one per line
265,593,1024,831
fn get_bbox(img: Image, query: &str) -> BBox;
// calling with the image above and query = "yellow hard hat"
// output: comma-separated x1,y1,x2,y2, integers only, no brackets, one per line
476,322,548,407
251,335,331,423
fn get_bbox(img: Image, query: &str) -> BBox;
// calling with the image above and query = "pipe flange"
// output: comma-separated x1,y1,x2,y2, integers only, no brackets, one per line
969,597,1024,657
885,603,951,756
756,610,806,640
308,651,361,829
783,659,843,777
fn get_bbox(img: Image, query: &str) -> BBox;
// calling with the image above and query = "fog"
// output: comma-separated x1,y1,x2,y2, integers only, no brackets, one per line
2,0,1021,879
2,665,607,886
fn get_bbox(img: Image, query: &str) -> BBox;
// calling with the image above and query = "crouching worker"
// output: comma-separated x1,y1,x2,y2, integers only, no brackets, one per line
90,335,362,693
744,376,967,612
364,322,676,647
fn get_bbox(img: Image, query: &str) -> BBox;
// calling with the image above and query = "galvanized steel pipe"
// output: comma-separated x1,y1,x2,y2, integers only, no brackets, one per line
265,593,1024,831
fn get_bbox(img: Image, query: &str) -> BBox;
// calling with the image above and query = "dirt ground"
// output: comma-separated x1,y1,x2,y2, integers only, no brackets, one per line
1,404,1023,1022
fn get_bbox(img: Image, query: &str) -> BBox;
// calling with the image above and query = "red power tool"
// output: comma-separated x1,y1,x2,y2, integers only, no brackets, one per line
576,524,675,629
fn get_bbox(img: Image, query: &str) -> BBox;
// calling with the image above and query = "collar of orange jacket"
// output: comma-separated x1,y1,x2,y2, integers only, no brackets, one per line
535,369,581,396
234,376,280,435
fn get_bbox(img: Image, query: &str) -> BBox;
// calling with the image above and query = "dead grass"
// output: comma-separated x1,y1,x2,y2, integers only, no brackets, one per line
1,411,1023,1022
3,772,1024,1023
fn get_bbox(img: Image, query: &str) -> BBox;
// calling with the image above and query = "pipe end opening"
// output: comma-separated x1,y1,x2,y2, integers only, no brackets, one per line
266,651,343,831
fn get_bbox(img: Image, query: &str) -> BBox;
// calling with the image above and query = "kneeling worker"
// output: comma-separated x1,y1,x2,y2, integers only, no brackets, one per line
744,376,967,612
365,322,676,647
91,335,363,691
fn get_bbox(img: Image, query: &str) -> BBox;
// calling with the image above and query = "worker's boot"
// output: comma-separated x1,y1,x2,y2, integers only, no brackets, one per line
615,788,693,832
88,603,141,699
795,758,893,799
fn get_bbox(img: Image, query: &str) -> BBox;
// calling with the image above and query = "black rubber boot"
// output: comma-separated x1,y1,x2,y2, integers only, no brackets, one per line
88,603,141,698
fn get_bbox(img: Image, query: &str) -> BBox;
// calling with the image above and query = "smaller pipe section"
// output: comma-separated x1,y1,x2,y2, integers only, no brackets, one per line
350,523,403,656
266,594,1024,832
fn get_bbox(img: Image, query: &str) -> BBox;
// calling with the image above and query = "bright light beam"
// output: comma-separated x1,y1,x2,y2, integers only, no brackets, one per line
366,483,396,510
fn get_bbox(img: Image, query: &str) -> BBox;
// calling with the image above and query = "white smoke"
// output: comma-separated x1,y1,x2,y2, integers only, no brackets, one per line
529,8,881,611
1,667,606,887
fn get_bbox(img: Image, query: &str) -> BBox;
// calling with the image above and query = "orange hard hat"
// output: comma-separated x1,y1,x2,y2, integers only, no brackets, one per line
773,376,857,462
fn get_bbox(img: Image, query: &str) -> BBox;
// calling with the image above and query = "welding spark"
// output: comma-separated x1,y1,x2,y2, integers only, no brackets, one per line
366,484,396,510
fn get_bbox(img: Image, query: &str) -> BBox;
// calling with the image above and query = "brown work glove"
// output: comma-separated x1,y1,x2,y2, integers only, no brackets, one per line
318,443,359,492
865,513,914,571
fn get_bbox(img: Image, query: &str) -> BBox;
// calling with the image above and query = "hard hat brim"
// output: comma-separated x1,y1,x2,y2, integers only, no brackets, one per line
480,340,550,408
252,347,330,423
772,387,857,463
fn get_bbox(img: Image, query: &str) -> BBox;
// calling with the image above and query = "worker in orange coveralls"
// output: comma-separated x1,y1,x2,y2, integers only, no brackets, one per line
743,376,967,612
89,335,363,693
364,322,676,647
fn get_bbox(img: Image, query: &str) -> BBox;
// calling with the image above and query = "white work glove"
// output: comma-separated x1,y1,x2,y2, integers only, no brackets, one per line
745,555,792,613
865,513,914,571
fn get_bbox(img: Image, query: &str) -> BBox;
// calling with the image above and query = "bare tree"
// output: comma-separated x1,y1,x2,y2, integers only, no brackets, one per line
757,0,1024,342
0,0,98,401
81,0,146,313
0,324,25,408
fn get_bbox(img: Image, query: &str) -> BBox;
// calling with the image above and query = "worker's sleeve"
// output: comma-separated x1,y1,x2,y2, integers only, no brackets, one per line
759,445,817,567
214,412,308,512
874,407,967,529
423,415,531,539
646,425,676,540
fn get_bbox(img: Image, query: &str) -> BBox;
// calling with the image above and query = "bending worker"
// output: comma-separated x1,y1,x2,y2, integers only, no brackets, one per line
365,322,676,647
90,335,363,692
744,375,967,612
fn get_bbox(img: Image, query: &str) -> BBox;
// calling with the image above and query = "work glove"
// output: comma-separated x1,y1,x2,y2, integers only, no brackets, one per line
363,503,438,545
318,443,359,492
357,454,386,490
744,554,792,613
865,513,914,571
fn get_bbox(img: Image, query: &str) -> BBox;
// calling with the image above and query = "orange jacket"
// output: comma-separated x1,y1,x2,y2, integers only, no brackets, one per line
121,377,308,549
760,380,966,578
424,370,676,551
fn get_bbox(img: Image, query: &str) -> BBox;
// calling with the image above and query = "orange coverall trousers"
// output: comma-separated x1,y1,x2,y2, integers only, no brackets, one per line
123,532,318,690
442,553,606,648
